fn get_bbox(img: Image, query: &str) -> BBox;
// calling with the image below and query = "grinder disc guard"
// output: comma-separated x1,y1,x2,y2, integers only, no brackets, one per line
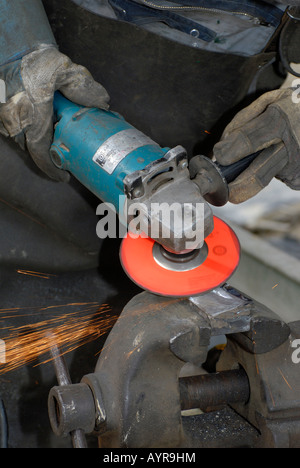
120,217,240,297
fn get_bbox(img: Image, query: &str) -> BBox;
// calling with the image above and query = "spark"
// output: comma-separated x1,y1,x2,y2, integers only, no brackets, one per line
272,284,279,290
17,270,57,280
254,353,259,375
0,197,46,228
277,367,292,390
0,302,117,375
264,376,276,407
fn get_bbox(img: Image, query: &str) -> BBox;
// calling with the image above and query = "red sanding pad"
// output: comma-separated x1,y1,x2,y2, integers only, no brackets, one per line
120,217,240,297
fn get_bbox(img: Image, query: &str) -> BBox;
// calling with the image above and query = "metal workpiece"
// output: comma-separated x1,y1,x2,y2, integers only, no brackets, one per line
190,286,252,336
229,300,291,355
192,286,291,353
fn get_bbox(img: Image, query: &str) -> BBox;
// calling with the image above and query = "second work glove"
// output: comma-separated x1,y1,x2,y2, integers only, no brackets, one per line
0,46,110,182
213,87,300,203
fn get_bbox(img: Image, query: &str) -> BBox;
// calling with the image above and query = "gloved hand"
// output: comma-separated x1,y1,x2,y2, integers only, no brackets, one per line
0,46,110,182
213,88,300,204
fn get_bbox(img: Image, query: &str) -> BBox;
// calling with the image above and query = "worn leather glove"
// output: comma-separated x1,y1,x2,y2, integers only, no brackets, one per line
213,87,300,204
0,46,110,182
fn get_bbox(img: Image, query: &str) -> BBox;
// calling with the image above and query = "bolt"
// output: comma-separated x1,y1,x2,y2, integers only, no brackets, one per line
179,160,188,170
190,29,200,38
132,187,143,198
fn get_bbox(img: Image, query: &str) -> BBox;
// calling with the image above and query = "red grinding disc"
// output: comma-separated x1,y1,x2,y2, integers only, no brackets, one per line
120,217,240,297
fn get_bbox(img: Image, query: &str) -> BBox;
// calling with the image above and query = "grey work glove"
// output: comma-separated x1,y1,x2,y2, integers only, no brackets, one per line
0,46,110,182
213,88,300,204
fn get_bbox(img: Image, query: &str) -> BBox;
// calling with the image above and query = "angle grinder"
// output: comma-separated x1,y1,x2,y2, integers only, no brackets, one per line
119,151,263,297
50,92,261,297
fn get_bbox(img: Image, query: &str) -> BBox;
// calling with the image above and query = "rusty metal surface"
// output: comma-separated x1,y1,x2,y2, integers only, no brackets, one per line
93,292,212,448
179,369,250,411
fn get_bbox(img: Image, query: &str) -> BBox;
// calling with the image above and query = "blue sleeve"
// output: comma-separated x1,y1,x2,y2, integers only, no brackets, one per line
0,0,57,66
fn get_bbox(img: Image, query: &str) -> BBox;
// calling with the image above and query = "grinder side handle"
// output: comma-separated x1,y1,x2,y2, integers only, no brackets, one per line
190,143,284,206
216,151,261,184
